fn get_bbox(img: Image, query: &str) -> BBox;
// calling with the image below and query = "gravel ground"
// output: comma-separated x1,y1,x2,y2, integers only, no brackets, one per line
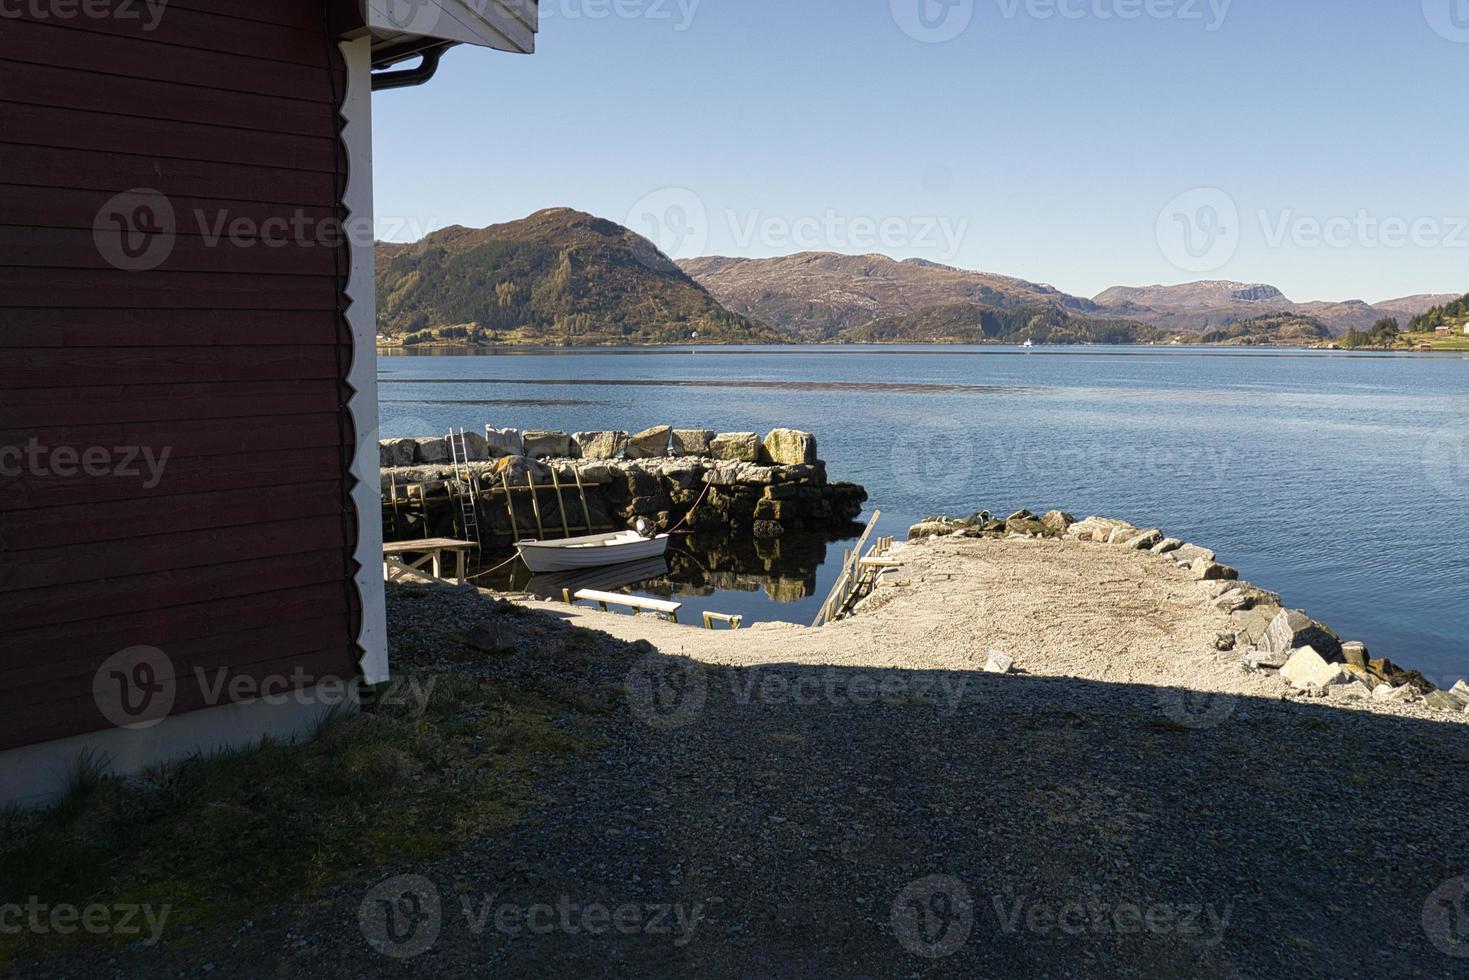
19,537,1469,978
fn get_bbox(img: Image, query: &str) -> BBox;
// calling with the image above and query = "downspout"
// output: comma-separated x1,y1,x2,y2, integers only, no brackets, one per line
371,43,452,90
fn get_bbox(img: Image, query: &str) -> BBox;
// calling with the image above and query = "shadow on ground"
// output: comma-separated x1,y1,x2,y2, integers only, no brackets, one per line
16,587,1469,978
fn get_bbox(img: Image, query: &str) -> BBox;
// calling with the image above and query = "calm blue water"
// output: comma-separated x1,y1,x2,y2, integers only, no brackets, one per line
378,346,1469,685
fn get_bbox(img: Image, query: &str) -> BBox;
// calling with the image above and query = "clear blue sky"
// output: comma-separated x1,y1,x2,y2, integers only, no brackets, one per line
372,0,1469,303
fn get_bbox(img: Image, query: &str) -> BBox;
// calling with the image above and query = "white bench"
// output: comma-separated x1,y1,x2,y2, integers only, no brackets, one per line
564,588,682,623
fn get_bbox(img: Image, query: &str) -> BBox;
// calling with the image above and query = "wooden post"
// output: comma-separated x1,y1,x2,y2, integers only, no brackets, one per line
572,467,594,534
501,471,522,539
525,467,546,538
549,467,572,540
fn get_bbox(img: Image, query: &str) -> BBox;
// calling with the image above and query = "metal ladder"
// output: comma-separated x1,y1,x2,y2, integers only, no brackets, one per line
446,427,482,546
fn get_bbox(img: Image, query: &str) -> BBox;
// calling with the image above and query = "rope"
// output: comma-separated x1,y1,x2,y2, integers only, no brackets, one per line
665,475,715,536
466,474,715,584
467,550,524,582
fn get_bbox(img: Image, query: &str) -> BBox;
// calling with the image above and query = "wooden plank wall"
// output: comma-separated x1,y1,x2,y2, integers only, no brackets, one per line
0,0,364,750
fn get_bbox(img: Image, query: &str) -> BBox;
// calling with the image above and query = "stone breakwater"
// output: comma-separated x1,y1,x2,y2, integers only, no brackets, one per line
909,509,1469,713
379,425,867,541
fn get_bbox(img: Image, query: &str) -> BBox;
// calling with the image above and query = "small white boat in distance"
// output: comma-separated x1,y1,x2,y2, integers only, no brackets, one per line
516,530,670,573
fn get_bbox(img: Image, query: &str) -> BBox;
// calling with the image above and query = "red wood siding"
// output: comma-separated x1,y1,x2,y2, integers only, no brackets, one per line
0,3,364,751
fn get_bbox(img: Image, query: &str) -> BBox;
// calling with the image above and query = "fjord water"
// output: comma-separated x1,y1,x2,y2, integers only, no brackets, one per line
379,346,1469,684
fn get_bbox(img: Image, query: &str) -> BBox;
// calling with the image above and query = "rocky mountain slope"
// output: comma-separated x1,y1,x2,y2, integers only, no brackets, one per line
678,253,1100,341
375,209,777,345
1092,281,1457,335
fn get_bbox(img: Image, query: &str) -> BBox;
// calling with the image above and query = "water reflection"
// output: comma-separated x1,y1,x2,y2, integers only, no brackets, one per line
478,526,862,625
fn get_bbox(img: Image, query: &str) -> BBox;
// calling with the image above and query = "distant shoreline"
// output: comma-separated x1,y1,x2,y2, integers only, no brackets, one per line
377,341,1469,357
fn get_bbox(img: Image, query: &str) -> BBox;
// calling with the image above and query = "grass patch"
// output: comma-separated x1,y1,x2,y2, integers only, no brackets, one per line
0,672,598,958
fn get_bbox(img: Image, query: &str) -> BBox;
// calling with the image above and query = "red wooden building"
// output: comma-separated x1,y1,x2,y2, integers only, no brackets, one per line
0,0,536,805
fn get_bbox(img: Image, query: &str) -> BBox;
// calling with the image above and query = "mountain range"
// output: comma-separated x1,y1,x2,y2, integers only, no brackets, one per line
375,208,1458,346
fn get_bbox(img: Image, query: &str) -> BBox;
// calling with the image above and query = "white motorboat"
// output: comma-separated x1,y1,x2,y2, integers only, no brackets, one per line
516,530,670,573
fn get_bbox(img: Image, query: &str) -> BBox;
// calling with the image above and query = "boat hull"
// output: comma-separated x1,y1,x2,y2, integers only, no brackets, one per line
516,532,670,574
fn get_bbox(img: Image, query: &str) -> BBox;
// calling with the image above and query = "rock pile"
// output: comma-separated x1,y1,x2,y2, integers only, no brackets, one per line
908,509,1457,712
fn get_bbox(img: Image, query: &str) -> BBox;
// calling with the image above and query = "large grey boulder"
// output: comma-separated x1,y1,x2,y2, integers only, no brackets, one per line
1191,558,1238,581
1122,528,1164,550
761,428,817,465
522,430,571,459
1451,680,1469,707
1259,608,1343,663
670,428,716,456
413,437,449,465
458,430,490,461
574,430,628,460
1040,510,1076,532
1151,538,1184,555
1066,517,1133,542
1424,690,1467,712
1280,646,1347,689
381,438,417,468
984,650,1015,674
709,432,760,462
1172,544,1216,564
484,427,525,458
626,425,672,459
